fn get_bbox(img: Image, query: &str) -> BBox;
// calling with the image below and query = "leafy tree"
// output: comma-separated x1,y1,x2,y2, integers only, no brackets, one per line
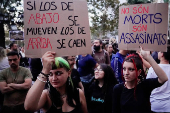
0,0,22,48
87,0,120,38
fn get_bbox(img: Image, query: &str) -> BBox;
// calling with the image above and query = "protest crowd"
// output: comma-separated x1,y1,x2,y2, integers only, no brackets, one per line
0,39,170,113
0,1,170,113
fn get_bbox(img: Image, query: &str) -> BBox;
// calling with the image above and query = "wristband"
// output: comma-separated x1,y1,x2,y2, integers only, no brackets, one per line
37,77,47,83
40,71,50,77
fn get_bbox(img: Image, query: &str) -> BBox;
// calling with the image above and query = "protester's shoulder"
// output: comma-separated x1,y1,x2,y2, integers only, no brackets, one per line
0,67,10,74
20,66,30,71
142,77,161,86
89,82,97,90
86,54,94,59
103,49,109,54
113,83,124,89
159,64,170,68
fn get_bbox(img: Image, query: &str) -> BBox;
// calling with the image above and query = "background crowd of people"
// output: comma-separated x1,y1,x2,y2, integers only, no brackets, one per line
0,39,170,113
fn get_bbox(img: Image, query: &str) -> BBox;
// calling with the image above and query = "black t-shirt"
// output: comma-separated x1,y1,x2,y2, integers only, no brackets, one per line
71,69,81,88
46,89,83,113
87,82,113,113
112,78,162,113
30,58,43,81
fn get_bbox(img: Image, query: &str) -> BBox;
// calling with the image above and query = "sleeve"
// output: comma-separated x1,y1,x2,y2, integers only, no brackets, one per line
112,84,122,113
112,58,123,83
24,68,33,79
75,70,81,82
105,51,111,64
143,78,163,92
0,70,6,82
146,67,156,79
88,55,97,68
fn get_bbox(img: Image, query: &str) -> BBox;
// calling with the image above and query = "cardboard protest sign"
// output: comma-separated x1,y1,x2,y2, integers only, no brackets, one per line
118,3,168,52
24,0,91,58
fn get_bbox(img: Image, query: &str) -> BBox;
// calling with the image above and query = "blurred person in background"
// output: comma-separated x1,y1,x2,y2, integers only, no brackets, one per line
0,47,10,71
92,39,110,65
106,44,115,61
147,47,170,113
63,56,84,92
0,51,32,113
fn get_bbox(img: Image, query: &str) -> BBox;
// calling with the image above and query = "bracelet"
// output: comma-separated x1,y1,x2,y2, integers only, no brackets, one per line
40,71,50,77
37,77,47,83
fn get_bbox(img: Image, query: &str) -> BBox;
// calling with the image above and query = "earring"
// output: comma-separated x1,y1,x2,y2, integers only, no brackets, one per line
68,78,71,86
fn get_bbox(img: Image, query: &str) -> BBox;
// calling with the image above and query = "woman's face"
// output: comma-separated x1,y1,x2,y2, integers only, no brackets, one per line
94,65,105,80
123,61,141,82
49,68,70,88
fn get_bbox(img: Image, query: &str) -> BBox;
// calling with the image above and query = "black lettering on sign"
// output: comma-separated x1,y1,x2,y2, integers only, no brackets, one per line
61,2,73,11
27,1,33,10
68,39,86,48
57,39,66,49
68,16,80,26
60,27,74,35
78,27,86,34
39,2,57,11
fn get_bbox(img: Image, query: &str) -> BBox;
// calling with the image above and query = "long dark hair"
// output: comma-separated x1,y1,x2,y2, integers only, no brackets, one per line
95,64,118,93
95,64,118,112
48,57,76,108
122,53,146,99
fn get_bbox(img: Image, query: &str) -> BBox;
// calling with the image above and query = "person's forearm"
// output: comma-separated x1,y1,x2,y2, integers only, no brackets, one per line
10,83,31,90
142,58,151,69
79,82,84,93
147,55,168,83
1,87,15,94
25,76,46,111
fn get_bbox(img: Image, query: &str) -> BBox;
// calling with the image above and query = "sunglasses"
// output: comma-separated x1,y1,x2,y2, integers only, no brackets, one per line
8,59,18,62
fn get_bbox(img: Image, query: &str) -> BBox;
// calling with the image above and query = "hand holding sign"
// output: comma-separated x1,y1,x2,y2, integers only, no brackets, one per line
139,46,151,61
42,51,56,74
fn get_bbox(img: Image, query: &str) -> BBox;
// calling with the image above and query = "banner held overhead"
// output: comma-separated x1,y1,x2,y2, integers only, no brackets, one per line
24,0,91,58
118,3,168,52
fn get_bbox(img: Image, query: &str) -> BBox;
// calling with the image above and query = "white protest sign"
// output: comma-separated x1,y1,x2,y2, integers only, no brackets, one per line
24,0,91,58
118,3,168,52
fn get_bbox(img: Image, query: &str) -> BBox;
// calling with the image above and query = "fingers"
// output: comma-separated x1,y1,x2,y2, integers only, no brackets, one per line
139,46,143,51
43,51,56,57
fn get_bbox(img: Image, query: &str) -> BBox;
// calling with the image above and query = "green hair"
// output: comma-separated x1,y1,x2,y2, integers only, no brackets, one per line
54,57,70,71
53,57,74,89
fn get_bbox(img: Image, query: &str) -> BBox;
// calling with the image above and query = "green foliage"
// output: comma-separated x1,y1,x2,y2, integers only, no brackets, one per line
87,0,120,37
127,0,154,4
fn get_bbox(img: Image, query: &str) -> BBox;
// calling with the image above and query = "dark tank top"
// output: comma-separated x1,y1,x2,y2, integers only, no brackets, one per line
46,89,82,113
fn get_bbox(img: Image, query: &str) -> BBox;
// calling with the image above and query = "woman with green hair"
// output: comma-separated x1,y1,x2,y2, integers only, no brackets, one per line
24,51,88,113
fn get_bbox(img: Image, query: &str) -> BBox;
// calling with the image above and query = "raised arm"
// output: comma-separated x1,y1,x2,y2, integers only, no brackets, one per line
24,51,56,112
140,47,168,84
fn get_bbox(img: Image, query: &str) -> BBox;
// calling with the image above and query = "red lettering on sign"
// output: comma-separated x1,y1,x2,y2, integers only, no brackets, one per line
27,37,52,49
28,13,59,24
121,8,129,14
